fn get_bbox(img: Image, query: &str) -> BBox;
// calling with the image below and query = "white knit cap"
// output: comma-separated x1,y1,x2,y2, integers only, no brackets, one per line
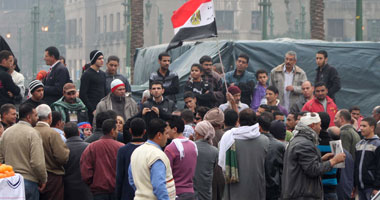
110,79,125,93
300,112,321,125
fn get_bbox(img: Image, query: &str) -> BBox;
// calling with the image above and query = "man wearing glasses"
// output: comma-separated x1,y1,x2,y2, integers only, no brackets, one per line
51,83,89,124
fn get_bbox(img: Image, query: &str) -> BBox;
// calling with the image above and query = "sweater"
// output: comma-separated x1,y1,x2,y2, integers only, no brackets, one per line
0,121,47,183
79,68,106,113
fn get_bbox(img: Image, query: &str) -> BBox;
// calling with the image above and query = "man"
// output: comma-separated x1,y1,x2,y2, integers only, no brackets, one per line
42,46,71,105
264,86,288,116
183,92,197,113
315,50,341,100
141,81,176,121
273,111,285,122
105,55,131,94
181,109,195,138
193,120,218,200
270,51,307,111
164,116,198,199
334,109,361,160
219,108,269,199
0,103,47,200
149,52,179,102
9,57,25,102
0,103,17,130
372,106,380,137
258,113,285,200
85,110,117,143
289,81,314,113
354,117,380,200
129,118,176,200
286,112,297,132
52,83,88,123
281,112,346,199
63,122,92,200
0,50,20,106
35,104,70,200
51,111,67,142
80,119,124,198
302,82,337,127
95,79,138,123
350,106,364,131
219,86,249,113
23,80,45,108
225,53,255,105
116,118,146,200
80,50,106,124
199,55,224,107
223,109,238,131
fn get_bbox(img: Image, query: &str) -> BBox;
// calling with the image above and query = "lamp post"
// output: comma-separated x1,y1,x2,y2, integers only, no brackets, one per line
356,0,363,41
31,4,40,78
300,6,306,39
145,0,164,44
259,0,271,40
122,0,131,68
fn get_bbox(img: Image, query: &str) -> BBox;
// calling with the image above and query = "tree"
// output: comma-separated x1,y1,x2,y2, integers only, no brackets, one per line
310,0,325,40
130,0,144,84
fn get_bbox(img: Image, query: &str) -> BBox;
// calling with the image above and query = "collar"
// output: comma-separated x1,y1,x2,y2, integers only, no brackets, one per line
227,101,243,108
316,63,328,71
283,64,295,73
53,127,64,133
0,65,8,72
100,135,115,140
157,68,170,77
365,135,379,140
131,138,145,142
147,140,161,149
66,136,83,142
37,121,50,127
51,61,60,68
233,69,245,78
152,96,164,104
18,120,32,127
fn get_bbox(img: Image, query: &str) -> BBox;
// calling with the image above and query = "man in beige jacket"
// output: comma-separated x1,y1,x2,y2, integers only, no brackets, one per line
0,103,47,200
35,104,70,200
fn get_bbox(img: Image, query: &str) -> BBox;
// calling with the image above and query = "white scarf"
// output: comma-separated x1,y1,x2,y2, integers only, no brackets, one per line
172,137,198,160
218,123,260,171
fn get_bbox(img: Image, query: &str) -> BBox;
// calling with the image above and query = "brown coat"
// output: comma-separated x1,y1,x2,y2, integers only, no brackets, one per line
35,121,70,175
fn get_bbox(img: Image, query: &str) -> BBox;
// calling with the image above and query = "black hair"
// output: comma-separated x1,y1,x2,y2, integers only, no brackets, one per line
0,50,13,63
238,53,249,63
107,110,117,121
318,112,330,131
315,82,327,88
19,103,35,119
224,109,238,127
239,108,257,126
273,111,284,117
362,117,377,131
258,111,274,131
107,55,120,63
158,52,170,60
168,115,185,133
255,69,268,79
199,55,212,64
349,106,360,113
191,63,203,72
59,56,65,64
258,104,271,112
184,91,195,99
45,46,60,60
130,118,146,137
181,109,194,124
150,81,163,89
0,104,16,116
96,111,112,128
196,106,210,120
317,50,328,58
51,111,62,127
338,109,351,122
64,122,79,138
102,119,117,135
147,118,167,139
266,86,279,94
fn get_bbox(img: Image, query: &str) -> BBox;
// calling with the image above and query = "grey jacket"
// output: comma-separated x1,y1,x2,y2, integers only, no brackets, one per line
270,64,307,109
340,124,361,161
281,123,332,200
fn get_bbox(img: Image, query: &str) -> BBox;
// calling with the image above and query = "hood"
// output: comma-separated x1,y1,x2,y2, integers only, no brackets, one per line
231,123,261,140
293,121,320,145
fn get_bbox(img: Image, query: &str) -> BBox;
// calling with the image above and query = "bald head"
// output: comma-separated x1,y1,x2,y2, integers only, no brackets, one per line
301,81,314,99
372,106,380,122
327,126,340,140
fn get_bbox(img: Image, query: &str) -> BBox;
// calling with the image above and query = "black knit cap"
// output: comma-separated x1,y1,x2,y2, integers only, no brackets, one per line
89,50,103,65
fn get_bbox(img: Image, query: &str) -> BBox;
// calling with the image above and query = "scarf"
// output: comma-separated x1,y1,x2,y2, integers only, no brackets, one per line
218,123,261,182
172,137,198,160
194,120,215,145
51,96,87,122
292,121,320,145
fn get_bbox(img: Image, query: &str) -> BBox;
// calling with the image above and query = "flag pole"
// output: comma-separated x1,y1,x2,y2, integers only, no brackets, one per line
215,37,228,92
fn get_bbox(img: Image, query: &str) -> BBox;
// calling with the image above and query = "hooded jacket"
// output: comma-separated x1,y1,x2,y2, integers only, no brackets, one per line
282,122,332,200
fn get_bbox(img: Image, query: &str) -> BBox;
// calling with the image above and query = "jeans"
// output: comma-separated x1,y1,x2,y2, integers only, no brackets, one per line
324,192,338,200
358,188,373,200
24,179,39,200
93,193,116,200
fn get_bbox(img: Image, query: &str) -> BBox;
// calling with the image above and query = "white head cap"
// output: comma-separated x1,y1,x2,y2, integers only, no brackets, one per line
300,112,321,126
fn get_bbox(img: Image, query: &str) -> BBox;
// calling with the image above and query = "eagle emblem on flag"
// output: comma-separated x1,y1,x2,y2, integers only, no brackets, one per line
191,10,201,25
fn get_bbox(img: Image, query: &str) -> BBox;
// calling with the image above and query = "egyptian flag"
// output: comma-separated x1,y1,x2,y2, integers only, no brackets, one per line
166,0,217,52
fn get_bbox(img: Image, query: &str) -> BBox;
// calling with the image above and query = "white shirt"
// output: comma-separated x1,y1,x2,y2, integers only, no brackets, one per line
283,65,294,111
11,71,25,98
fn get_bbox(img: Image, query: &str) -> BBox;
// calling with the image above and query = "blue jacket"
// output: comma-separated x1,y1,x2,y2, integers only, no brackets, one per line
225,69,255,105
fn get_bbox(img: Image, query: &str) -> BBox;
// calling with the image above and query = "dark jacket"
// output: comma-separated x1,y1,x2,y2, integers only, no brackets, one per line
84,128,103,143
225,69,255,105
282,123,332,200
184,78,215,108
337,149,354,200
263,133,285,200
0,65,20,106
290,96,308,114
63,136,92,200
140,97,177,122
79,68,106,113
149,69,179,102
43,61,71,105
315,64,341,99
354,136,380,190
105,73,131,94
202,71,225,107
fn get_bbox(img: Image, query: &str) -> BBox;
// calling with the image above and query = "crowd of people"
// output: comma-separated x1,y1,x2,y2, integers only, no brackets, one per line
0,46,379,200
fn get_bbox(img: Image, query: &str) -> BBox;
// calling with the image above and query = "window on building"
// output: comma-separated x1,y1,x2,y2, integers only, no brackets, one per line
367,19,380,41
103,15,107,33
117,12,121,31
215,10,234,31
327,19,344,40
110,14,114,32
251,11,261,31
96,16,100,33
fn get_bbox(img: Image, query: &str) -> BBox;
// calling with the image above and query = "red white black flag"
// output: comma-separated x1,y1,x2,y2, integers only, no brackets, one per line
166,0,217,51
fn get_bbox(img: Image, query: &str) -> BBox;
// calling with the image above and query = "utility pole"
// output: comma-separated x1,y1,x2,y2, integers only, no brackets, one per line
356,0,363,41
259,0,271,40
269,9,274,38
158,13,163,44
31,4,39,78
18,27,22,68
122,0,131,68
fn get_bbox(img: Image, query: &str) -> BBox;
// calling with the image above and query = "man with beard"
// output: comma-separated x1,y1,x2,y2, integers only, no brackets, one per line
199,55,224,107
315,50,341,100
302,82,337,127
52,83,88,123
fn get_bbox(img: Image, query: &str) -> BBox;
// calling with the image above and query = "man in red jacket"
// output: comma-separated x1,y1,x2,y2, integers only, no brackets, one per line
302,82,337,127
